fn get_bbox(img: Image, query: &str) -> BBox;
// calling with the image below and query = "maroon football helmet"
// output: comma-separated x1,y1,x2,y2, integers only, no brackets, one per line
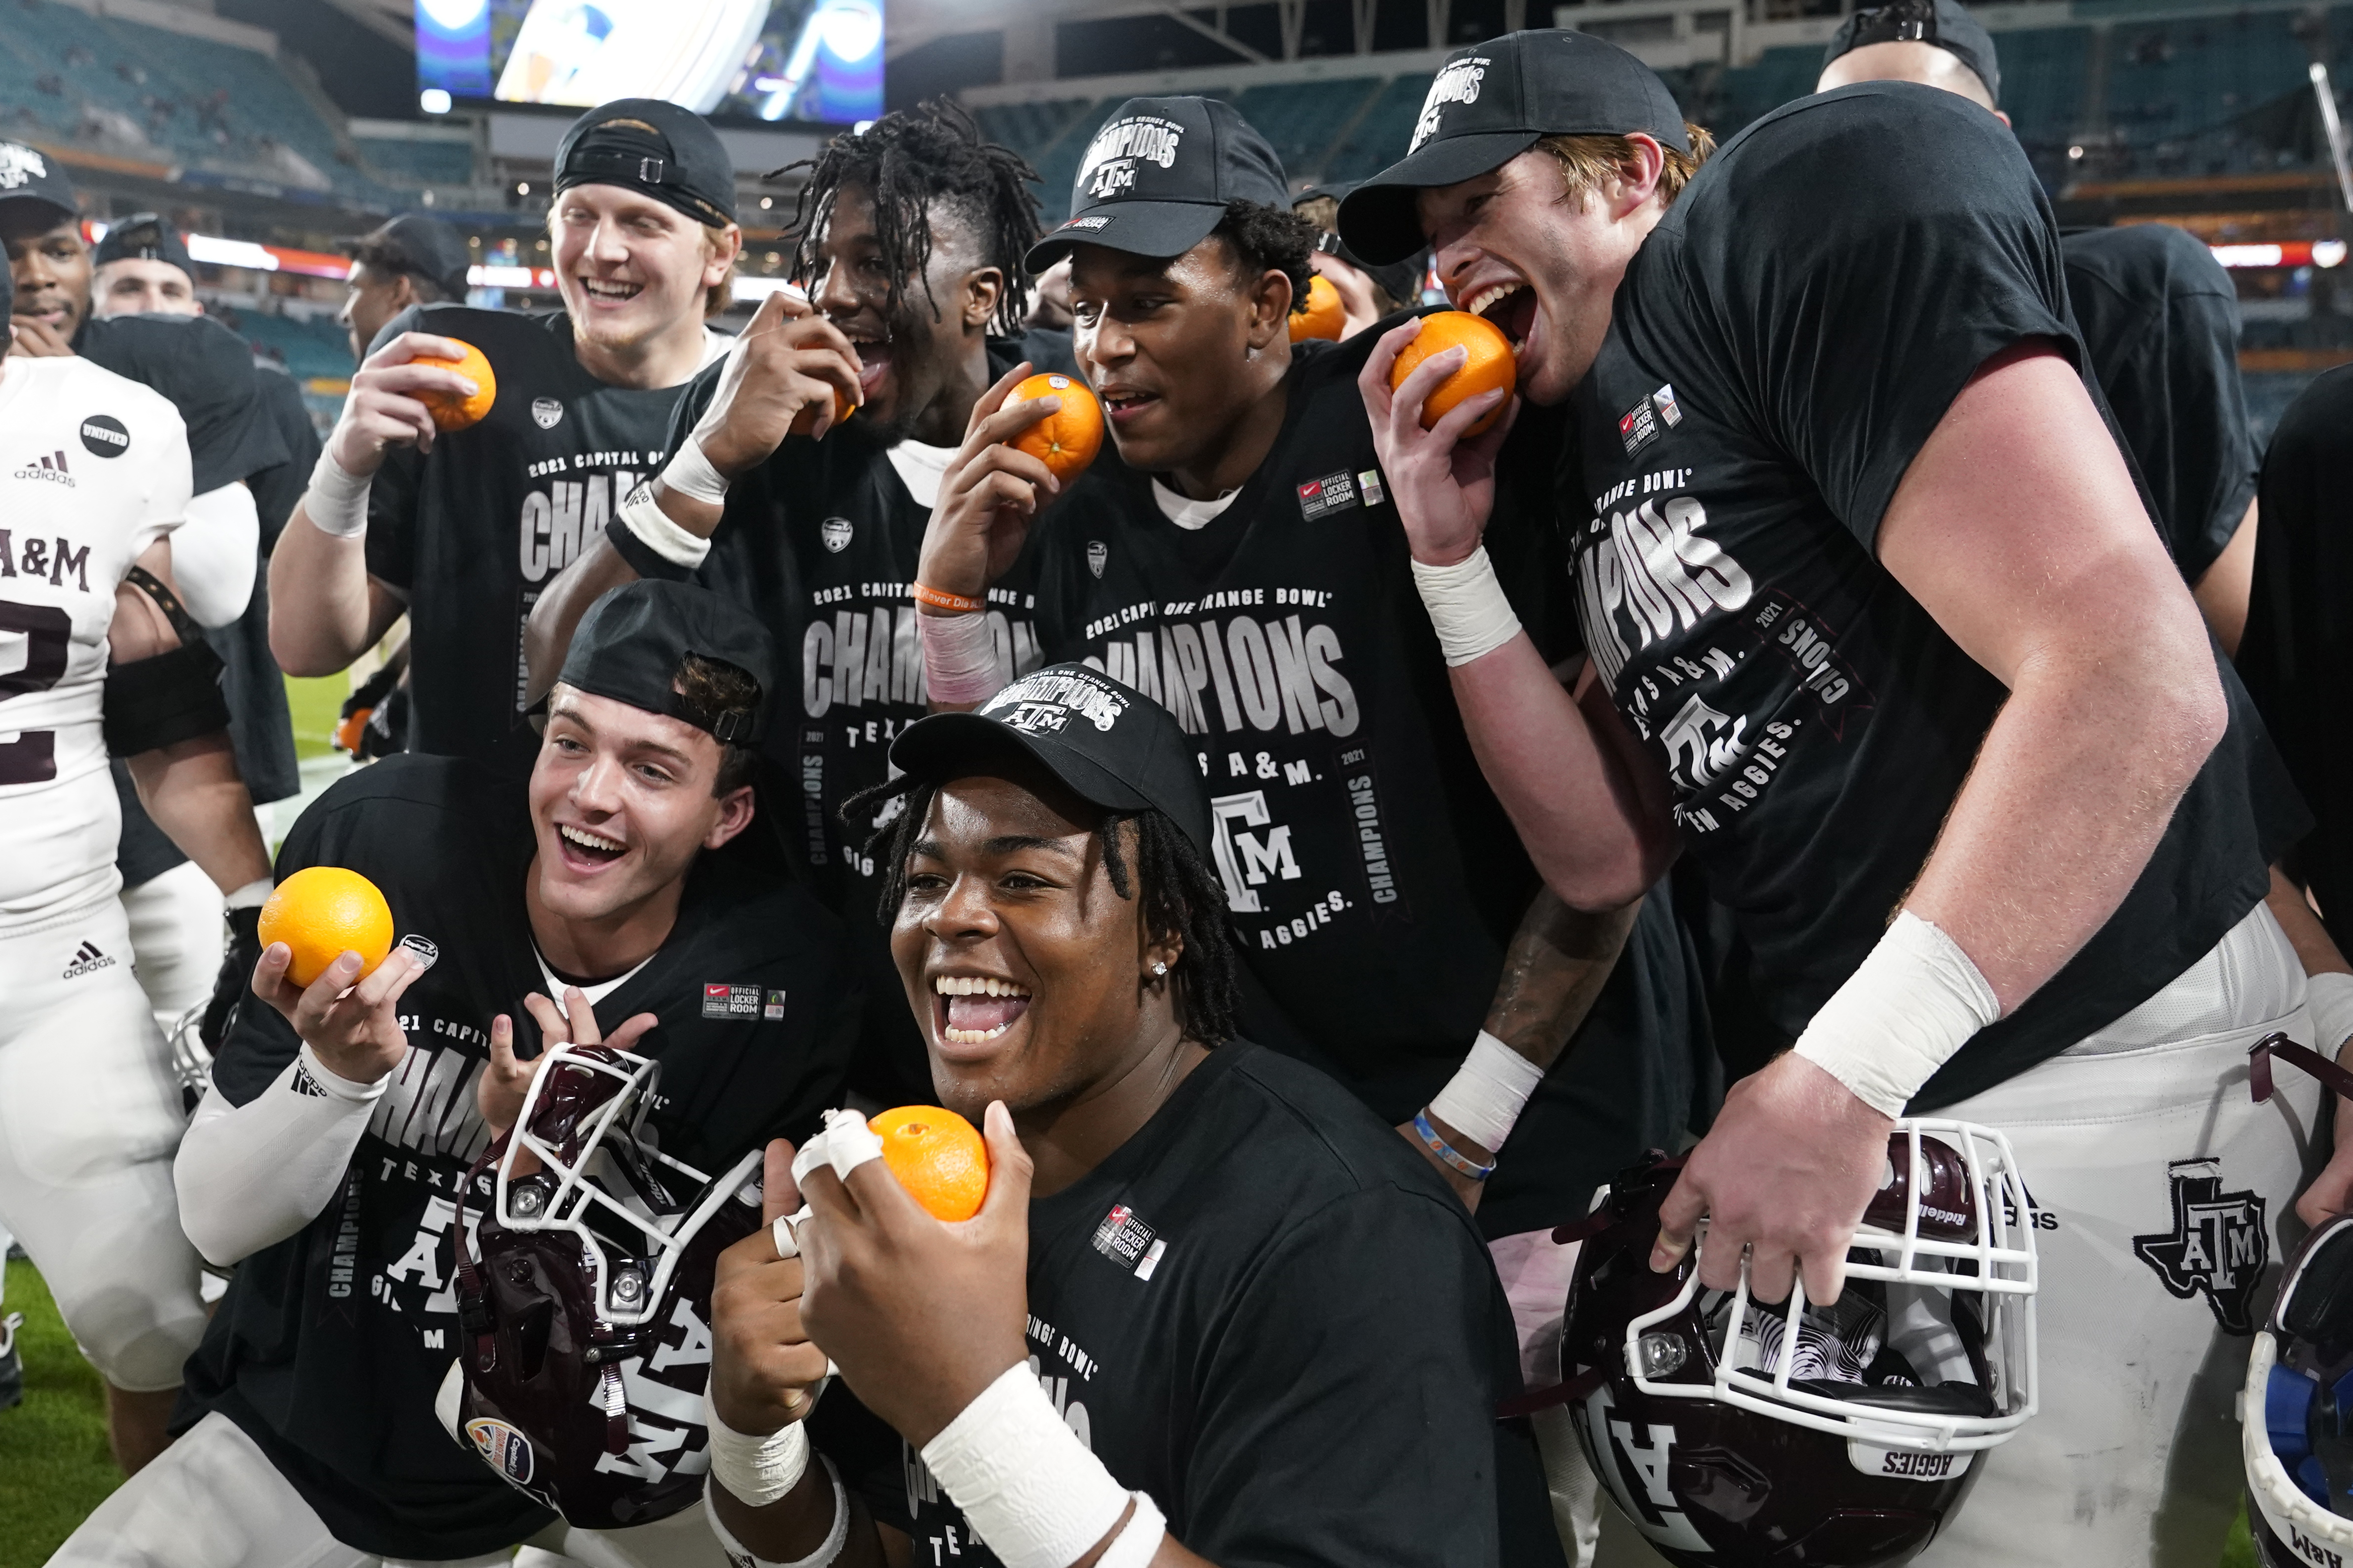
1560,1120,2039,1568
445,1043,763,1529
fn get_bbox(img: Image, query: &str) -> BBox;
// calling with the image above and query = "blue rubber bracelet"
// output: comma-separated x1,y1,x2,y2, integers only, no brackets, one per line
1413,1109,1495,1181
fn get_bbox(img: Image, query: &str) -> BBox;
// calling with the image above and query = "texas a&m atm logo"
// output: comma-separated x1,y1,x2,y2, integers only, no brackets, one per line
2132,1157,2268,1333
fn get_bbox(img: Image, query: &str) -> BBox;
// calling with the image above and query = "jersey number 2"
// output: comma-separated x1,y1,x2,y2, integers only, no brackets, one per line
0,601,71,786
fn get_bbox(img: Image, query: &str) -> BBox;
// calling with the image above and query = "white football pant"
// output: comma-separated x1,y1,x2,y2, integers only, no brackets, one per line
47,1410,732,1568
1596,901,2322,1568
119,860,225,1039
0,896,206,1391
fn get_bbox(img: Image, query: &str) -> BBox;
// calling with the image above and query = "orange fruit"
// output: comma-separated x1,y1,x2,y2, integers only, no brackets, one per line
789,386,856,438
1008,372,1103,484
1390,310,1515,439
869,1104,990,1221
1290,273,1346,342
258,866,395,989
415,339,496,432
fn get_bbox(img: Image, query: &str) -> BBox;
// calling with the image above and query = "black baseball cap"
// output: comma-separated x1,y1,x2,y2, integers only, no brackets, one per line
0,140,77,226
1026,96,1289,273
888,665,1212,857
1294,180,1426,305
341,213,471,300
1823,1,2000,106
555,99,736,228
555,580,775,744
92,213,194,280
1338,30,1691,266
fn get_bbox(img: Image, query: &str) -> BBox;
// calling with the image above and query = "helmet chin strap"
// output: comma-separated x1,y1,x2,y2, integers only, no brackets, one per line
2251,1031,2353,1104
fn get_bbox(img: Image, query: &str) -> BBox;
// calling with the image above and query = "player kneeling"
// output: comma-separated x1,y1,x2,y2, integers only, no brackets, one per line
49,582,859,1568
702,664,1558,1568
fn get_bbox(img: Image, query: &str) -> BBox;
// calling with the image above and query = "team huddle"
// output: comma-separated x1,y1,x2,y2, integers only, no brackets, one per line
4,1,2351,1565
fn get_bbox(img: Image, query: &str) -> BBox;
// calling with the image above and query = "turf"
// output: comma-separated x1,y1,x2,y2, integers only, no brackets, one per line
285,672,351,760
0,1258,119,1568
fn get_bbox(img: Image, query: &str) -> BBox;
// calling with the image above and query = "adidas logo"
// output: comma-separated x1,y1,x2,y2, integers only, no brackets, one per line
289,1063,327,1098
13,450,73,486
61,940,115,979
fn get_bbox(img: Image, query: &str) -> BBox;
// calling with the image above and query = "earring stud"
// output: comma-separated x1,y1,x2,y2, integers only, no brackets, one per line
1152,962,1169,976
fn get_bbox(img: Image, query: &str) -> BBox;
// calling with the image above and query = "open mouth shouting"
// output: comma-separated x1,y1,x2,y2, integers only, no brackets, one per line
555,821,629,871
1460,278,1536,357
933,972,1032,1047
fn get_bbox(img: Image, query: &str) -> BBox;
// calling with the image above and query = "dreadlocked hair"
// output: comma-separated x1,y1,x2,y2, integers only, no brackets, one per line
841,775,1243,1048
1208,199,1319,316
777,99,1043,336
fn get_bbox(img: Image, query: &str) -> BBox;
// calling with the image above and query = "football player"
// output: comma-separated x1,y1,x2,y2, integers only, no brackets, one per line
335,213,471,365
84,214,310,1044
1816,0,2264,653
523,100,1074,1105
50,581,860,1568
0,265,274,1473
1292,181,1424,339
269,99,743,782
702,663,1559,1568
1337,29,2313,1567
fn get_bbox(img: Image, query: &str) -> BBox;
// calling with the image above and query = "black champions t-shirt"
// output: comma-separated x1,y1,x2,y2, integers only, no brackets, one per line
1565,83,2277,1109
181,755,862,1560
2240,364,2353,948
365,305,710,781
2062,222,2258,582
1025,330,1705,1234
628,336,1056,1104
809,1042,1559,1568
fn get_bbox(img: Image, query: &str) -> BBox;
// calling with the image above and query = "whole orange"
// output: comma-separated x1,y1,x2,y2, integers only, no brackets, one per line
1390,311,1516,438
1008,372,1104,484
869,1105,990,1221
414,339,497,432
1290,273,1346,342
258,866,395,988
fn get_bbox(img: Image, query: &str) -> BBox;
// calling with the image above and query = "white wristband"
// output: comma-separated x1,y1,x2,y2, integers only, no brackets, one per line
704,1390,809,1509
2308,971,2353,1061
920,1364,1132,1568
1793,911,1999,1119
1410,547,1522,667
1428,1030,1544,1153
303,449,372,540
1097,1492,1168,1568
662,436,733,506
703,1453,847,1568
225,877,274,912
920,608,1004,706
617,480,713,570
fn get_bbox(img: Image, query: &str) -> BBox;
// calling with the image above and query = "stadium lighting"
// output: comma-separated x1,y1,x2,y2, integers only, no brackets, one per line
2067,144,2084,159
516,182,531,195
419,0,486,27
420,87,453,115
2210,241,2346,269
821,0,884,64
2317,239,2348,269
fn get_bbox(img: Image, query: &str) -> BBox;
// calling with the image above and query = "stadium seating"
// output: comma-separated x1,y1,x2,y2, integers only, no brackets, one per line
352,136,475,189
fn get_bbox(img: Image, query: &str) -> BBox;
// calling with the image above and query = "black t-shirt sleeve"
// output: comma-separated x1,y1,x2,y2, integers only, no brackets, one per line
1687,86,2076,551
1179,1188,1506,1567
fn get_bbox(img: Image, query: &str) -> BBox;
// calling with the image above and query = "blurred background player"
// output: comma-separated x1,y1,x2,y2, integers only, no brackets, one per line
916,95,1705,1561
335,213,471,366
1818,0,2263,653
1291,181,1424,339
269,99,741,782
706,664,1560,1568
53,581,860,1568
83,213,308,1048
0,251,274,1475
525,100,1075,1105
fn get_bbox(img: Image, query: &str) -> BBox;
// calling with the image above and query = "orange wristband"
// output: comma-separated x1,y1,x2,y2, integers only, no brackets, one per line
913,583,986,614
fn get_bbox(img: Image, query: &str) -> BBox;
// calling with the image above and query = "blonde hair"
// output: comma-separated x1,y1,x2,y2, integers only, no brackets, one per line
1536,123,1717,211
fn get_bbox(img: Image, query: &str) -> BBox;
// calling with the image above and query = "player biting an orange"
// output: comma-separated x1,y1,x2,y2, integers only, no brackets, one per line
704,664,1538,1568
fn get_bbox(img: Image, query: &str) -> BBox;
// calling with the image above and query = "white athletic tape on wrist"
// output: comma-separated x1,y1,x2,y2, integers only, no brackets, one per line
921,1364,1135,1568
1410,547,1522,667
704,1389,810,1508
1428,1030,1544,1154
921,607,1003,706
303,449,372,540
662,437,733,506
703,1453,847,1568
616,481,713,570
2309,972,2353,1064
224,877,274,912
1793,911,1999,1119
1096,1492,1168,1568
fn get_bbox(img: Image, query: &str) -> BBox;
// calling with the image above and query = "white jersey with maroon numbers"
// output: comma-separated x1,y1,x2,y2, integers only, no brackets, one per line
0,355,191,927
